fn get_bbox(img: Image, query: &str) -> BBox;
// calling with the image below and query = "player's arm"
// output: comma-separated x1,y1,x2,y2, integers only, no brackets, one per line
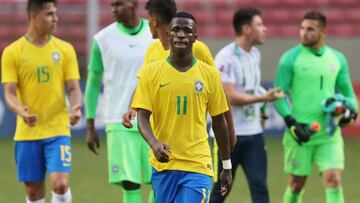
212,113,232,196
273,53,293,118
334,52,358,126
85,39,104,154
208,71,233,196
223,104,236,150
335,52,359,112
223,83,284,105
3,83,37,126
133,68,171,162
66,79,82,126
137,108,171,162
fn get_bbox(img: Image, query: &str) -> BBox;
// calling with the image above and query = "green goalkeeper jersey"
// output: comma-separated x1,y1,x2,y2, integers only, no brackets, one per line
274,44,358,145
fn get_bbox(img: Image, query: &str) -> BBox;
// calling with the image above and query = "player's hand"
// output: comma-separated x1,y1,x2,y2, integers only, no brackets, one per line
86,127,100,155
285,116,315,145
338,108,358,128
70,105,82,126
19,106,37,127
122,109,137,128
151,140,172,162
263,87,285,102
220,169,233,196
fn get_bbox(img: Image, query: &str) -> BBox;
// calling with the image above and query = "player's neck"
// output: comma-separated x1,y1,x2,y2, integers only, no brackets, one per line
235,36,253,52
120,15,140,29
169,53,194,72
26,28,51,47
309,39,325,50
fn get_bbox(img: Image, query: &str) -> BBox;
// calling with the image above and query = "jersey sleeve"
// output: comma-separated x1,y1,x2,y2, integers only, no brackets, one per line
63,43,80,80
334,51,359,111
132,66,153,112
1,47,18,83
208,69,229,116
85,70,103,119
193,41,215,66
215,53,237,84
88,39,104,73
273,52,294,118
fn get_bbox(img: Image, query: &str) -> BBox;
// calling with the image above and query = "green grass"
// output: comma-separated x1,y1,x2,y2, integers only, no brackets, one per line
1,138,360,202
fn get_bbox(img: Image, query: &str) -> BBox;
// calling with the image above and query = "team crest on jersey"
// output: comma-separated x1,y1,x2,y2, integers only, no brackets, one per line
52,52,60,62
195,80,203,92
329,64,337,73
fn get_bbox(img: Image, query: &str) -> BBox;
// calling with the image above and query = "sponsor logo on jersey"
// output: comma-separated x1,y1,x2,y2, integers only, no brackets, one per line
52,52,60,62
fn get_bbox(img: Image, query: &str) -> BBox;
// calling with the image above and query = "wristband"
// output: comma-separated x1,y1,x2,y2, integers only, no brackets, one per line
222,159,232,169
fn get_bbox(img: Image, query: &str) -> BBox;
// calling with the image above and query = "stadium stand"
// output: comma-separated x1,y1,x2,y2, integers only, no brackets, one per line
0,0,360,74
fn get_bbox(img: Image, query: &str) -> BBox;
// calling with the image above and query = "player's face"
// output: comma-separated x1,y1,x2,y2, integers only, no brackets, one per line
300,19,324,47
111,0,136,24
32,3,58,34
168,17,198,56
250,15,267,45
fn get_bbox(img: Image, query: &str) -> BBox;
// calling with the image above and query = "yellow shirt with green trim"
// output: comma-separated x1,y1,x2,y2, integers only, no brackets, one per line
1,36,80,141
132,57,229,176
143,39,215,66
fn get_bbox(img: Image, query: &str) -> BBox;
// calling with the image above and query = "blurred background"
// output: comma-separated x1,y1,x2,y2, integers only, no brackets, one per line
0,0,359,202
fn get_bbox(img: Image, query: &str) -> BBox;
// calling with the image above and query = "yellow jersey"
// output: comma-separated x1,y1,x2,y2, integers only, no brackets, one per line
132,57,229,176
1,36,80,141
143,39,215,66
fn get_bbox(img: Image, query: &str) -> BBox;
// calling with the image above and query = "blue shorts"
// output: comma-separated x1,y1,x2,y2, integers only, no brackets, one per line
15,136,71,182
151,168,212,203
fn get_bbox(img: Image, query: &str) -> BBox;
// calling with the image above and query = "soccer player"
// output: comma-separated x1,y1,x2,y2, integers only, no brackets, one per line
122,0,237,150
1,0,82,202
274,11,358,203
210,8,284,203
133,12,233,203
84,0,154,202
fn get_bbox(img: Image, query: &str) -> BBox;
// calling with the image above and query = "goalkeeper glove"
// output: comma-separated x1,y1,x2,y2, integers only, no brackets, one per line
284,116,321,145
338,108,358,127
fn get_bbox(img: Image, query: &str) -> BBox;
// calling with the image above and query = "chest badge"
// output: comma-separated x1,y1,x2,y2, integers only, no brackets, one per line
52,52,60,62
195,80,204,92
329,64,337,73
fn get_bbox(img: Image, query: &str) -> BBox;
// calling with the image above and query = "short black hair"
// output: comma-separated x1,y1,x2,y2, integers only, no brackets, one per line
145,0,177,24
27,0,57,13
233,7,261,35
303,10,327,28
173,11,197,24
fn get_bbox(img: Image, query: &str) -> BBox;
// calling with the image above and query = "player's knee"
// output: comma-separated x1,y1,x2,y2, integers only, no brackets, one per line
122,181,140,190
27,189,45,201
52,180,69,194
324,172,342,187
290,180,305,192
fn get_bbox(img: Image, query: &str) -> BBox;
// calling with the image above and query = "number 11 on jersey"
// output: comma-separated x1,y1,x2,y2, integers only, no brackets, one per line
177,96,187,115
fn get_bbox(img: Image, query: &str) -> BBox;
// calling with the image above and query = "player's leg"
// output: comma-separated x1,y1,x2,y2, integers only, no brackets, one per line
44,136,72,203
241,133,269,203
283,144,313,203
315,139,344,203
174,172,212,203
106,124,143,203
15,140,46,202
209,136,241,203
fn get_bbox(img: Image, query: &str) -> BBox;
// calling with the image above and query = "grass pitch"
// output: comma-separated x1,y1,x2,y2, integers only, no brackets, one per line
0,137,359,203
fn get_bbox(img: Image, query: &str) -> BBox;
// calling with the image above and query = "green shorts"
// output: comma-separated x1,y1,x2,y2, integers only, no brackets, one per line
284,140,344,176
106,123,152,185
